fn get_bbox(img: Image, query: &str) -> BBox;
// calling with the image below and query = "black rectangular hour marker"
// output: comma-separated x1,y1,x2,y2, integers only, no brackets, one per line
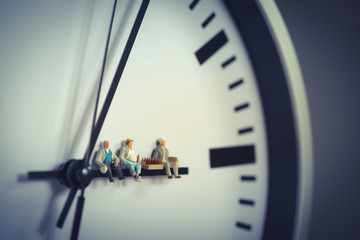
238,127,253,134
241,175,256,181
234,103,249,112
202,12,215,28
210,145,255,168
195,30,228,65
236,222,252,230
222,56,236,68
239,199,255,206
229,79,243,90
189,0,200,10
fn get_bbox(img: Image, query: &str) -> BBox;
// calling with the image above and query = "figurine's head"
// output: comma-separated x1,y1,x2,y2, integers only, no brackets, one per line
103,140,110,149
157,138,166,147
126,138,134,148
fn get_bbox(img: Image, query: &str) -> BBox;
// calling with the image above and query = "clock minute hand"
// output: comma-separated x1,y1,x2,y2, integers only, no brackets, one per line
84,0,150,166
69,1,151,240
28,2,150,239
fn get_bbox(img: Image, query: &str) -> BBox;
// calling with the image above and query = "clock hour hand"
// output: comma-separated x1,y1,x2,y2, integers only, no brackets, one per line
71,190,85,240
57,188,77,228
54,160,92,229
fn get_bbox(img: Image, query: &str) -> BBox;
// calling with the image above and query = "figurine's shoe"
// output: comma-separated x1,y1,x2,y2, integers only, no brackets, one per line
118,176,125,180
109,178,114,182
134,176,143,182
175,176,182,178
168,176,173,179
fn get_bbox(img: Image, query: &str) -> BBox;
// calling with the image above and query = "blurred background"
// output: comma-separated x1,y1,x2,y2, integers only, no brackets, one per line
275,0,360,239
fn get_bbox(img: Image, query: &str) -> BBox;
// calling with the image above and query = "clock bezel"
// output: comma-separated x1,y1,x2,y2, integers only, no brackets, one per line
224,0,312,239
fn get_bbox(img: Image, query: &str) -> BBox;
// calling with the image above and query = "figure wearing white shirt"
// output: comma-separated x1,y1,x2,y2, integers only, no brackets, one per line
120,138,143,182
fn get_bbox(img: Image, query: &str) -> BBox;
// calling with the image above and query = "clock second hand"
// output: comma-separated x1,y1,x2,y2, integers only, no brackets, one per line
83,0,150,167
83,0,118,169
59,1,151,239
68,0,119,239
55,0,119,231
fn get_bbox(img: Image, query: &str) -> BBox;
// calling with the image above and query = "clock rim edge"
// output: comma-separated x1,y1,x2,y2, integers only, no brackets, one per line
223,0,313,239
258,1,313,240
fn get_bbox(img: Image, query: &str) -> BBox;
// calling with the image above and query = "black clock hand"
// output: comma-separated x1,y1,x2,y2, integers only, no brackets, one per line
56,0,120,234
56,188,77,228
71,190,85,240
84,0,118,168
67,1,150,239
64,0,120,237
84,0,150,166
55,159,91,230
28,1,151,238
28,0,151,180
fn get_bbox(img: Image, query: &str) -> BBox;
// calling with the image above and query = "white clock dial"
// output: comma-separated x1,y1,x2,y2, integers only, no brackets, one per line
0,0,311,240
92,1,268,239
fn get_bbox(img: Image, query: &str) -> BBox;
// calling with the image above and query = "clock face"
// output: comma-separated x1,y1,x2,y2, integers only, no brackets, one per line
0,0,310,240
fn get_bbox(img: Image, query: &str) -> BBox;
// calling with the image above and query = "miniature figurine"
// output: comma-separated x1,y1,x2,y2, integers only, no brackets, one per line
151,138,181,179
95,140,124,182
120,138,143,182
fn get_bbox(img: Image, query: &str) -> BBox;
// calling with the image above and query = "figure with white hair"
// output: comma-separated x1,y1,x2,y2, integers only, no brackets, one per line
95,140,124,182
151,138,181,179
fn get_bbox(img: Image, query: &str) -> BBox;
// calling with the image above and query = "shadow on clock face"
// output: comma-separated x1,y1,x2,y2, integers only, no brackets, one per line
18,170,67,240
37,180,67,239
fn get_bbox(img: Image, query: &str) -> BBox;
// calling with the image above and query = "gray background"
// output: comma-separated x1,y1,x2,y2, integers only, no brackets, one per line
275,0,360,239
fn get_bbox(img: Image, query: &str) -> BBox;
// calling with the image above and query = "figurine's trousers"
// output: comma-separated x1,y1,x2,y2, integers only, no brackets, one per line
105,162,124,180
123,160,142,176
164,162,179,177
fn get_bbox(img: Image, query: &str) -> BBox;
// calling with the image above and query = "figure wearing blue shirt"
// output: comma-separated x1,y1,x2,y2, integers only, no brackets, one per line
95,140,124,182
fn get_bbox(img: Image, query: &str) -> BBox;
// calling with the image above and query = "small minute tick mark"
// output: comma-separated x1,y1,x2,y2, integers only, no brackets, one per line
222,56,236,68
229,79,244,90
202,12,216,28
189,0,200,10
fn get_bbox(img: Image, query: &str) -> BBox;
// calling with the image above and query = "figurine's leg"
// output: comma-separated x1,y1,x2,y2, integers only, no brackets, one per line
172,162,181,178
171,162,179,177
106,163,114,182
164,162,172,178
123,160,136,176
113,162,125,180
134,162,142,175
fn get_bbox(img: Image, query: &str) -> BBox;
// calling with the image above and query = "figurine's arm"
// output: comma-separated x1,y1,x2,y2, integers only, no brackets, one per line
151,149,157,159
165,148,169,161
112,152,120,166
119,147,127,163
112,153,120,162
151,148,162,162
95,150,105,167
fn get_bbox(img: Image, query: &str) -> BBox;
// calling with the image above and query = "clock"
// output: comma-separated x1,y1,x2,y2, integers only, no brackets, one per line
0,0,312,240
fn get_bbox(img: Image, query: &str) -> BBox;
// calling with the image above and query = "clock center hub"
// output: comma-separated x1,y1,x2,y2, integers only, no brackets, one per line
58,159,93,189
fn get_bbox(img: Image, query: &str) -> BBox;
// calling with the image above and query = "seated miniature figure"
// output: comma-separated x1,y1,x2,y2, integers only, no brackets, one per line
95,140,124,182
151,138,181,179
120,138,143,182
